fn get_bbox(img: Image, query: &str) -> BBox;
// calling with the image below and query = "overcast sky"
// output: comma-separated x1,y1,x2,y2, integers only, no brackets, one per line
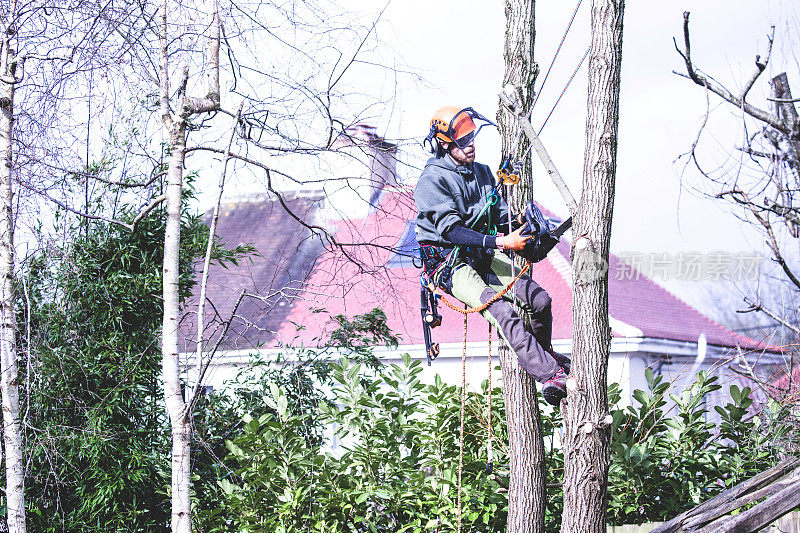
363,0,795,249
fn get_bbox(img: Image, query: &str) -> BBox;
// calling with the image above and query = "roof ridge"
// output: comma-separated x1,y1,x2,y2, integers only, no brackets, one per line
219,190,324,207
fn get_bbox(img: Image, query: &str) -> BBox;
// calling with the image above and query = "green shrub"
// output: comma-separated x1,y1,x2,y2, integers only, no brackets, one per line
207,359,797,532
206,355,507,532
606,369,792,525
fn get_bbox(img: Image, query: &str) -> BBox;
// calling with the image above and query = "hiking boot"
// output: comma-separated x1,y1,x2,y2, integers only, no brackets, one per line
542,367,567,406
549,350,571,375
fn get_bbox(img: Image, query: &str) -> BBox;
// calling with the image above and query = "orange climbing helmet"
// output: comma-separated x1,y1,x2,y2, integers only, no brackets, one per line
424,106,495,153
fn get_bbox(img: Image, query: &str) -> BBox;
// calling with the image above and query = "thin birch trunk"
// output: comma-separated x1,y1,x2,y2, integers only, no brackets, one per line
159,1,220,530
0,40,26,533
163,122,191,532
497,1,547,530
561,1,624,531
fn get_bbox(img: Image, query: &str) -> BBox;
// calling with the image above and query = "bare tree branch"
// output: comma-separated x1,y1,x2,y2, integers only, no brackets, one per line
719,189,800,290
189,289,245,413
742,297,800,336
184,145,399,267
190,104,240,406
768,97,800,104
129,194,166,231
674,13,785,136
17,180,164,233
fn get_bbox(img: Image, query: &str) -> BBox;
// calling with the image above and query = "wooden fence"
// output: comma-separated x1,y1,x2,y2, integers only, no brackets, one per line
608,510,800,532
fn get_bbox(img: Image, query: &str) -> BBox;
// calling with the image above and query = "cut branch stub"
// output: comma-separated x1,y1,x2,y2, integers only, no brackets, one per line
571,236,607,286
771,73,800,147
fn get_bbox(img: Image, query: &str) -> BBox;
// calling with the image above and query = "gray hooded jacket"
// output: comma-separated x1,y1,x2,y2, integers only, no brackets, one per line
414,155,509,246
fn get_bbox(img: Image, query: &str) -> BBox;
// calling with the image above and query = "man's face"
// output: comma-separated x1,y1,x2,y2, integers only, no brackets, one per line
445,140,475,165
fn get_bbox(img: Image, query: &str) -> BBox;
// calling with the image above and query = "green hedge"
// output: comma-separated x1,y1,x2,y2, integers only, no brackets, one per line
199,353,796,532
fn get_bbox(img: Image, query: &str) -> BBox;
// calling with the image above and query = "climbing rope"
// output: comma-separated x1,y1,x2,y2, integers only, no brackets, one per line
433,261,531,315
457,305,468,533
510,44,590,168
498,0,587,180
452,260,529,531
502,0,585,167
538,45,590,136
487,324,494,476
533,0,585,108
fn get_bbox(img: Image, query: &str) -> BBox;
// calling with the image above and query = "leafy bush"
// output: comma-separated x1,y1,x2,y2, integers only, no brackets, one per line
191,309,400,523
19,185,250,531
209,358,798,532
606,369,792,525
202,354,508,532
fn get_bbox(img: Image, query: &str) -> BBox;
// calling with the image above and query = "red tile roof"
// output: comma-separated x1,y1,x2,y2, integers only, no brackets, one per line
769,365,800,399
275,189,770,352
180,194,323,351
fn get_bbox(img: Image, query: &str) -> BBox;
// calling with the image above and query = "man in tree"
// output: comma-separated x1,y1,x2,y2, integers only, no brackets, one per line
414,105,569,406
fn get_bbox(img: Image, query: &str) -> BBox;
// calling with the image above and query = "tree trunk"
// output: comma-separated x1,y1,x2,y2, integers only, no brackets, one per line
497,1,547,531
561,1,624,532
159,5,192,530
770,73,800,185
159,2,220,528
0,44,26,533
159,7,189,525
163,123,191,533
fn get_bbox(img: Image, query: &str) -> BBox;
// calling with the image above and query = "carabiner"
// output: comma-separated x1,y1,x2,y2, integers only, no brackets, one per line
496,168,520,185
496,154,520,185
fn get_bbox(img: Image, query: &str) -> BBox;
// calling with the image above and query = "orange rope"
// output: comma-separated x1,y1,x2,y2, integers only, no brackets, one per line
457,306,467,533
434,261,531,315
447,257,531,531
487,324,493,474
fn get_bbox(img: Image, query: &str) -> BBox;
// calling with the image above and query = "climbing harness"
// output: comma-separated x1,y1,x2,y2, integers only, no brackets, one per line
417,179,502,365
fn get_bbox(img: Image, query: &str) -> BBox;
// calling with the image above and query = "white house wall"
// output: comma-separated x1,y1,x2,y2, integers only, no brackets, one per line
191,336,774,412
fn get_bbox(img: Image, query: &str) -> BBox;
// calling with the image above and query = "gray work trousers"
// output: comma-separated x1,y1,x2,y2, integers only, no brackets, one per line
450,251,558,382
